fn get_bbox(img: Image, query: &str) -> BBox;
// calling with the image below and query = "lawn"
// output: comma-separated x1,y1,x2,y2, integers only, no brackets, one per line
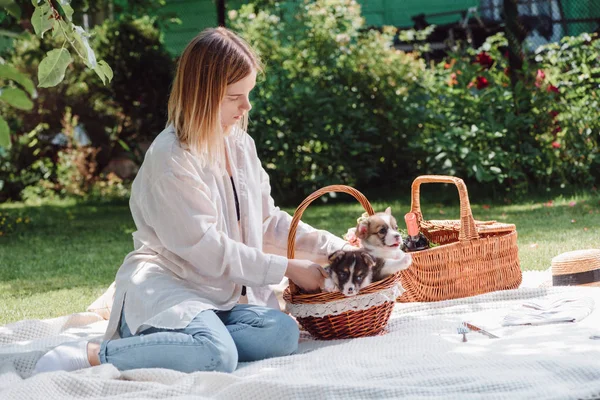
1,188,599,325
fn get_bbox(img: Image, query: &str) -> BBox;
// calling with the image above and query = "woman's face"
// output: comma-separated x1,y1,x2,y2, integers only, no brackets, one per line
221,69,256,132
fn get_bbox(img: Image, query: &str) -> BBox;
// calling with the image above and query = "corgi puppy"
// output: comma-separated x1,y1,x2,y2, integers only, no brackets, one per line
355,207,412,275
322,250,374,296
322,249,406,296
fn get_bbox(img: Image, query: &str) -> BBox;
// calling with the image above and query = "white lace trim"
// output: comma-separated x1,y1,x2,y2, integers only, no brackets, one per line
285,285,403,318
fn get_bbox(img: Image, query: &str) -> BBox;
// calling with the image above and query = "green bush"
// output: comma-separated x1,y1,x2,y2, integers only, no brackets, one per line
535,33,600,184
421,33,599,196
231,0,431,204
0,15,173,202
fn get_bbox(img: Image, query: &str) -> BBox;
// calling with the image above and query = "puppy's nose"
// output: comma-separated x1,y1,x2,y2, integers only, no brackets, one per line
394,233,401,240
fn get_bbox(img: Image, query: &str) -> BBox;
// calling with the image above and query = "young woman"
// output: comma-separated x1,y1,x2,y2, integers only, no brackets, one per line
33,27,353,375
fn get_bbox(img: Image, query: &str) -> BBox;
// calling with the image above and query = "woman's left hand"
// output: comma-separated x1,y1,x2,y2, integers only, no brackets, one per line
285,259,328,292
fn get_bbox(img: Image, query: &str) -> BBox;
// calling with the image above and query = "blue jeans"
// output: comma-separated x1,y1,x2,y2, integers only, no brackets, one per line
98,304,300,373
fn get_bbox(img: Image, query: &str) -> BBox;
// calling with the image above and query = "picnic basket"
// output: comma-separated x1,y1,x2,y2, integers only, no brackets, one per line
282,185,402,340
398,175,522,303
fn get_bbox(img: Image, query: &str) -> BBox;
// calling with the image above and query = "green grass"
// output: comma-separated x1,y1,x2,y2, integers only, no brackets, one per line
1,189,599,325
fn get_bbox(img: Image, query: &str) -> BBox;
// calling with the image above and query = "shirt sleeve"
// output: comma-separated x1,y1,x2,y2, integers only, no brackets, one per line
259,166,350,266
143,171,288,287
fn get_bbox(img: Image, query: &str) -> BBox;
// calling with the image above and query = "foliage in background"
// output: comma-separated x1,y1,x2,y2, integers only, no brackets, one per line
1,0,598,206
0,0,113,150
423,32,599,197
230,0,431,203
0,16,170,202
231,0,599,204
535,33,600,184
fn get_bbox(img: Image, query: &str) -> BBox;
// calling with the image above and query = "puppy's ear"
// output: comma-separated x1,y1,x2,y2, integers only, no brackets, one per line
384,206,392,215
328,250,346,264
360,252,376,268
356,220,369,239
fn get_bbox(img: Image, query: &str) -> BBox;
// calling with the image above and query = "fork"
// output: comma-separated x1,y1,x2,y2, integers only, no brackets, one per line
457,325,469,342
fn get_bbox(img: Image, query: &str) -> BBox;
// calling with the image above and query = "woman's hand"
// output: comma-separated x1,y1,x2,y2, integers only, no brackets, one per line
285,259,328,292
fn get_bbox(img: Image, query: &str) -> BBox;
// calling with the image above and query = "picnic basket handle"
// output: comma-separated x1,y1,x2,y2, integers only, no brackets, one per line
410,175,479,242
287,185,375,295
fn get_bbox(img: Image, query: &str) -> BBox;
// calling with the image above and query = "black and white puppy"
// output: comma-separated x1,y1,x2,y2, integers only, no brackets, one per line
322,250,375,296
322,249,404,296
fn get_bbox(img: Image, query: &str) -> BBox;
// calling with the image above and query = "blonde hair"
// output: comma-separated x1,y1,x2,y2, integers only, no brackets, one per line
167,27,263,170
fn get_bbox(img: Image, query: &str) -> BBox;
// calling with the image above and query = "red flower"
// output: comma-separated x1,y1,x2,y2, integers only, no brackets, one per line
504,67,510,76
475,76,489,90
551,141,561,149
535,69,545,87
553,126,562,134
448,72,458,86
536,69,545,80
547,85,559,93
444,62,451,69
549,110,559,118
475,52,494,69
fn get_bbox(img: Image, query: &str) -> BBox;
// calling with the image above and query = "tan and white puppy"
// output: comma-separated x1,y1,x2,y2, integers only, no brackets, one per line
355,207,412,275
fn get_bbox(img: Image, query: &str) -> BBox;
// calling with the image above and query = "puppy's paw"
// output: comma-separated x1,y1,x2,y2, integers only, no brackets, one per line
321,277,337,293
398,252,412,270
381,254,412,276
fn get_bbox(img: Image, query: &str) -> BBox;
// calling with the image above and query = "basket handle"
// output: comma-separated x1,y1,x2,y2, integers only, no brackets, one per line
410,175,479,242
287,185,375,296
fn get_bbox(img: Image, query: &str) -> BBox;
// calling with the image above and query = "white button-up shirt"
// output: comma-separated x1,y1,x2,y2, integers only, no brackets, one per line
104,125,348,340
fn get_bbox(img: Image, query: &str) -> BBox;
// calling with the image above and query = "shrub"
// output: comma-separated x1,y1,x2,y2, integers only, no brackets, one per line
535,33,600,185
0,15,173,201
230,0,431,204
419,32,598,196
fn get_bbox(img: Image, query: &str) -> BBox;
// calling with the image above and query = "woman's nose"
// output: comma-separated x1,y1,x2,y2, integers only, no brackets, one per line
241,97,252,112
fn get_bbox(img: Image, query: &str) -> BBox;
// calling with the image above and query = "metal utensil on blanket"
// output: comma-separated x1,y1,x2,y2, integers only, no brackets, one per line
457,325,469,342
463,322,499,339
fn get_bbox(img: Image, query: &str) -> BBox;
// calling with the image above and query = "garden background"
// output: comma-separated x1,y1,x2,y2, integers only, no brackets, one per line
0,0,599,324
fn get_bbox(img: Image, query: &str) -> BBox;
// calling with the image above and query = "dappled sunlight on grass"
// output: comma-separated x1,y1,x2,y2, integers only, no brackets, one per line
1,190,599,325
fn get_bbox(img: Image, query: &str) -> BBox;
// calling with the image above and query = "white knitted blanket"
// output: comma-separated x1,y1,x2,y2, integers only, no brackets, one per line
3,275,600,399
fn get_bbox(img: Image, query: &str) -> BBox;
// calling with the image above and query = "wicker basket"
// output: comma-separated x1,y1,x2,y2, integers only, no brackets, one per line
282,185,402,340
398,175,522,303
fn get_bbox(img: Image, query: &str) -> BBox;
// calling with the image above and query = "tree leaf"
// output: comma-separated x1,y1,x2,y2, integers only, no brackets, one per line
60,2,74,20
38,48,72,88
72,25,96,67
31,3,54,38
2,0,21,19
93,64,106,85
98,60,113,82
0,64,35,95
118,139,131,152
51,19,65,40
0,87,34,110
0,116,9,148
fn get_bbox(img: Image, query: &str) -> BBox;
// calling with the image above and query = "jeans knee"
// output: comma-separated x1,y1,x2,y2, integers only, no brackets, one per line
265,310,300,356
200,336,238,373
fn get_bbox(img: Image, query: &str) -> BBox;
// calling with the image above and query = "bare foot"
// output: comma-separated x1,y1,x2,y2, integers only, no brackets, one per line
87,342,101,366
